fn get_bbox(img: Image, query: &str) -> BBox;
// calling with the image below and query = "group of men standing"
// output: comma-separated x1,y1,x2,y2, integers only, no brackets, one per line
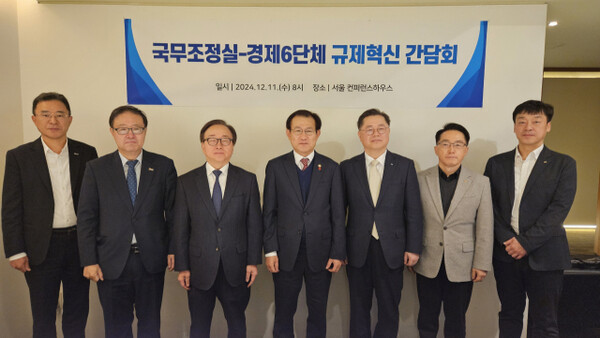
2,92,576,338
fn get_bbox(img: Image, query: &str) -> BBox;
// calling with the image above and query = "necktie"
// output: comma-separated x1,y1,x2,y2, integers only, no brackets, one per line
126,160,138,205
300,158,309,171
213,170,222,215
368,160,381,240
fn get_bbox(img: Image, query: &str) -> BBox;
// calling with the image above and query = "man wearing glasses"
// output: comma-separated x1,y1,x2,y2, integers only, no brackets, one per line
340,108,423,338
263,110,345,337
77,105,177,337
172,119,262,338
412,123,493,338
2,92,97,338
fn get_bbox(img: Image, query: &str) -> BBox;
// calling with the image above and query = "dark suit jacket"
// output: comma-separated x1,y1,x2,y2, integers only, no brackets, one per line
263,151,346,272
2,138,97,265
340,151,423,269
484,146,576,271
77,150,177,280
172,163,263,290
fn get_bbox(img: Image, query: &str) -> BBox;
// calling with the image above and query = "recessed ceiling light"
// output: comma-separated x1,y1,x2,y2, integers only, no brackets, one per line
548,21,558,27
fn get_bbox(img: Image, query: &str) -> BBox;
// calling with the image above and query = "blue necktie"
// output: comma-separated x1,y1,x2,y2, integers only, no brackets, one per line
126,160,138,205
212,170,222,215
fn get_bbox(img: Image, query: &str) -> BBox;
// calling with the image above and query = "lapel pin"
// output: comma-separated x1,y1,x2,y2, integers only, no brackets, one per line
74,152,79,156
543,161,548,164
149,167,154,171
318,164,322,171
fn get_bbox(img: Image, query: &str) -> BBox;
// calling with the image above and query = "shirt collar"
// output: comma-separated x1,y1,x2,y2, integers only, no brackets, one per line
118,150,143,167
293,151,315,166
206,162,230,176
41,138,68,156
515,144,544,161
365,150,387,167
438,165,461,181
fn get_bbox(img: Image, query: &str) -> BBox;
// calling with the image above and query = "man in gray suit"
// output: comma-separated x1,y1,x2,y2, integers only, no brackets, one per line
413,123,493,338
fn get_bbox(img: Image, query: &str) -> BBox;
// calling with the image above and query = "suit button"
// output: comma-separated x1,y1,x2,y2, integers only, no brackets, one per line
215,247,219,251
217,228,221,232
443,226,447,230
439,242,443,246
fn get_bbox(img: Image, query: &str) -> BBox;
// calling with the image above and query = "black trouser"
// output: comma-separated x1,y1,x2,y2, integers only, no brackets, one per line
416,262,473,338
493,258,563,338
347,237,404,338
188,260,250,338
272,242,332,338
97,247,165,338
25,226,89,338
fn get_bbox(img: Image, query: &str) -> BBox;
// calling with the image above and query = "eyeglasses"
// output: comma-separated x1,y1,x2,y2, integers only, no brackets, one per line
36,113,69,120
437,142,467,150
204,138,233,146
291,128,316,136
360,126,388,136
113,127,145,135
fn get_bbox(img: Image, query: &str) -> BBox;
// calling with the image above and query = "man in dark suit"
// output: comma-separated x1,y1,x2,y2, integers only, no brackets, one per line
2,92,97,338
263,110,346,338
414,123,493,338
340,108,423,338
484,100,576,338
173,119,262,338
77,105,177,338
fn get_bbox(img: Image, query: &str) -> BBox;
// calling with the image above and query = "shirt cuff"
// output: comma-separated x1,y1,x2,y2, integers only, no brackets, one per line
9,253,27,261
265,251,277,257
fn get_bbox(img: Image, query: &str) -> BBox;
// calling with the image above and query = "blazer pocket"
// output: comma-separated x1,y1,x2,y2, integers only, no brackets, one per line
462,241,474,253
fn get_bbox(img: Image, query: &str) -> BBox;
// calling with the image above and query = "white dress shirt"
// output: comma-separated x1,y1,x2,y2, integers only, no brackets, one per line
205,162,229,199
119,151,143,244
510,144,544,234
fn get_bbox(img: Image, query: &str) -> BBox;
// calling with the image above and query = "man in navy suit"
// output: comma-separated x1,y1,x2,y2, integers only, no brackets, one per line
2,92,97,338
77,105,177,338
484,100,576,338
173,119,262,338
341,108,423,338
263,110,346,338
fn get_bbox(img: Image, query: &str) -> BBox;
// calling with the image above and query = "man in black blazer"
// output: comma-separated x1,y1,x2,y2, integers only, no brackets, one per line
77,106,177,338
484,100,576,338
2,92,97,338
173,119,262,338
263,110,346,338
340,108,423,338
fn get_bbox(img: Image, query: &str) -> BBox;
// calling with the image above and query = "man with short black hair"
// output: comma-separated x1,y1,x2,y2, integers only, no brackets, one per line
485,100,577,337
2,92,97,338
263,110,345,337
77,105,177,337
341,108,423,338
173,119,262,338
414,122,493,338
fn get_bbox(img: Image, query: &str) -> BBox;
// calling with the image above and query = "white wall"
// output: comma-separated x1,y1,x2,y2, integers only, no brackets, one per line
1,1,549,337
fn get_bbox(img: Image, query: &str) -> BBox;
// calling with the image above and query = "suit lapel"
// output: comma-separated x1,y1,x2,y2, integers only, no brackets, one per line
522,147,551,200
109,151,134,213
133,151,156,215
68,139,82,198
378,153,396,206
283,152,304,206
445,167,473,219
195,165,218,221
425,168,445,222
352,153,373,207
31,138,53,194
219,164,239,218
304,152,324,209
503,150,516,206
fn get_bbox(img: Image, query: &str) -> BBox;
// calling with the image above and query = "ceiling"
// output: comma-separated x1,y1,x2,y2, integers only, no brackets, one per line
38,0,600,69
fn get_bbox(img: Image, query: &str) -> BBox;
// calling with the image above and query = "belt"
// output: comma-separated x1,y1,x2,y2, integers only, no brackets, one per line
52,225,77,233
130,244,140,254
